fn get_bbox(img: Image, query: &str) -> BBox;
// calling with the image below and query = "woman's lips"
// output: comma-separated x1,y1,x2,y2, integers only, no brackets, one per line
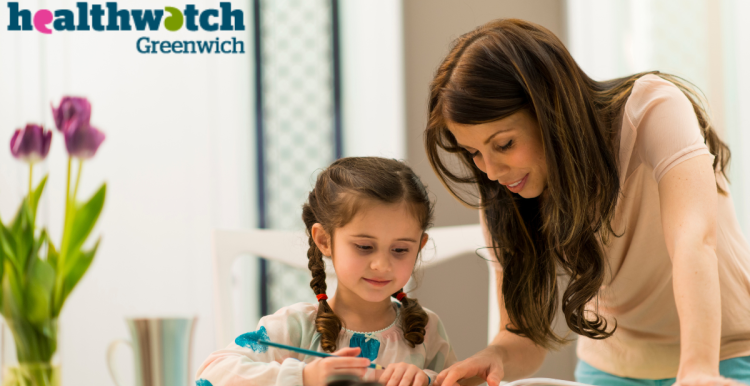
505,174,528,194
363,278,391,287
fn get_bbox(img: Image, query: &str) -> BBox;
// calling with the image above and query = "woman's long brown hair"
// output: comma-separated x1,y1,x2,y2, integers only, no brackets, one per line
302,157,435,352
424,19,730,349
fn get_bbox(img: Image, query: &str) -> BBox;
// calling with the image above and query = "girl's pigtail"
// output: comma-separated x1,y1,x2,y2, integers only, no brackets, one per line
303,199,342,352
392,289,428,347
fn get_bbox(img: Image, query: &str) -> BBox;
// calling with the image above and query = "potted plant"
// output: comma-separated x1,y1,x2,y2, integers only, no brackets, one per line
1,97,106,386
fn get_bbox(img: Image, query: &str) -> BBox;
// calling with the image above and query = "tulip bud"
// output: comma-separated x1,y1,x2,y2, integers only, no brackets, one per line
51,96,91,133
64,123,105,159
10,124,52,163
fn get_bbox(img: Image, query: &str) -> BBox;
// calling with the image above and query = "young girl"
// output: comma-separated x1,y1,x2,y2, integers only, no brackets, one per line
196,157,457,386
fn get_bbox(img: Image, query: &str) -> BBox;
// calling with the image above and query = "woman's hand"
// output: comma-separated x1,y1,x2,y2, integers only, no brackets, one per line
377,362,430,386
302,347,370,386
435,345,506,386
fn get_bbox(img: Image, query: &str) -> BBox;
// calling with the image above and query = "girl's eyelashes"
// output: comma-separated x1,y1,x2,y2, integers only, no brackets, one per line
354,244,373,251
353,243,410,255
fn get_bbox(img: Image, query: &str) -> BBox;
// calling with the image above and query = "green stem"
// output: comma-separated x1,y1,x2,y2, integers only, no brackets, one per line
28,164,33,202
54,158,74,315
73,160,82,203
65,158,71,219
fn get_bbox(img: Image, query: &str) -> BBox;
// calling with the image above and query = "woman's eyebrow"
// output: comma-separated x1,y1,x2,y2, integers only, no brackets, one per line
484,127,512,145
453,127,513,148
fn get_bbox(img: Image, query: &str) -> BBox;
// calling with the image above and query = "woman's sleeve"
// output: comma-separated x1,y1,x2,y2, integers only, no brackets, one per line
630,76,713,183
422,309,458,385
195,304,317,386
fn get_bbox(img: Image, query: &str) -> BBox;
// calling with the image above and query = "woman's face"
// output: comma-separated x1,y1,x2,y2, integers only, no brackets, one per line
447,110,548,198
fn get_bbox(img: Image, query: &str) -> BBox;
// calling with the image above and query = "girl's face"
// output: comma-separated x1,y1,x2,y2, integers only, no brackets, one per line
312,201,428,304
447,109,548,199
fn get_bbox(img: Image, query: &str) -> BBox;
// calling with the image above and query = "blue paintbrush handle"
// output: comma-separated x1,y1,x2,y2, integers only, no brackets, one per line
256,339,385,370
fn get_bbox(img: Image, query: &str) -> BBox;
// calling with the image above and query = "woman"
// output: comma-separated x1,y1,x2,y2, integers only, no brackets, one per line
424,19,750,386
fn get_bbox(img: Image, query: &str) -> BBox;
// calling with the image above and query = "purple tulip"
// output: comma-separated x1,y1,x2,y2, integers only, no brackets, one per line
64,123,105,159
51,96,91,133
10,124,52,163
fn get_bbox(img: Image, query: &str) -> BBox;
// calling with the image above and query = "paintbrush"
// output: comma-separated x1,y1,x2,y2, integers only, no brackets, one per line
244,336,386,370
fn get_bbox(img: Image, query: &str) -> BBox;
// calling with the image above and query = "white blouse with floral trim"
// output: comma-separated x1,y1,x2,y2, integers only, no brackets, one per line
196,301,457,386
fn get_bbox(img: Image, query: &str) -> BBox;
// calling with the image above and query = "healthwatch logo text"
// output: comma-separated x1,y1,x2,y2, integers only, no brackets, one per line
7,2,247,54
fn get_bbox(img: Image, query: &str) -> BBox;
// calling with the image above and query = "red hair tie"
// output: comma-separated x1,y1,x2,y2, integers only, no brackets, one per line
395,292,407,301
316,294,328,302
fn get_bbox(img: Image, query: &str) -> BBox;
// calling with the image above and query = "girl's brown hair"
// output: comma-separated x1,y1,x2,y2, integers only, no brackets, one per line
302,157,435,352
424,19,730,349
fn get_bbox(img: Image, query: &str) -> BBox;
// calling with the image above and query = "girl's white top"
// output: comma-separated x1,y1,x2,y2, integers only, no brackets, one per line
195,301,457,386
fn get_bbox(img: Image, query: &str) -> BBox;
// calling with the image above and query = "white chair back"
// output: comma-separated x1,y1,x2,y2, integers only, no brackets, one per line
210,224,489,349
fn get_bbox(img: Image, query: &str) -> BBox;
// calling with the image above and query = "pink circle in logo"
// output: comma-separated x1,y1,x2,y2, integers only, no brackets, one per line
33,9,53,34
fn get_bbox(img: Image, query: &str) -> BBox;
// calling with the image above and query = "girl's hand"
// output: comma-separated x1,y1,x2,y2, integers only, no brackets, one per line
435,345,505,386
377,362,430,386
302,347,370,386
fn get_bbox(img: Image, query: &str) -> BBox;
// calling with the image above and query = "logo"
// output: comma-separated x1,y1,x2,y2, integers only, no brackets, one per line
7,2,247,54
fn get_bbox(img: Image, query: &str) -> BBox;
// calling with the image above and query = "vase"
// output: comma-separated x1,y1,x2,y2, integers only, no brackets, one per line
1,319,60,386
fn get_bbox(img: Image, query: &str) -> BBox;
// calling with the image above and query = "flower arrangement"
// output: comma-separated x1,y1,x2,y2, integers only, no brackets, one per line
0,97,106,386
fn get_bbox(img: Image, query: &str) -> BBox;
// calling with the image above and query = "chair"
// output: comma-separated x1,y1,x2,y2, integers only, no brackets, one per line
210,224,494,350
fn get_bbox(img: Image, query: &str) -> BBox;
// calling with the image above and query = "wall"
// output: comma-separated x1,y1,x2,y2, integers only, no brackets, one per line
341,0,405,160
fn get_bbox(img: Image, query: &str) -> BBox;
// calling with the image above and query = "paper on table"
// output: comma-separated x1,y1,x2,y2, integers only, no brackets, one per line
501,378,594,386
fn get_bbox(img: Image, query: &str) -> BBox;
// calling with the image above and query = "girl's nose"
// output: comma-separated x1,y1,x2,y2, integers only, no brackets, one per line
370,252,391,271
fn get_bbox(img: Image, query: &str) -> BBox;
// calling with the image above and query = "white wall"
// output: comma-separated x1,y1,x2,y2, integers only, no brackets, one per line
340,0,405,160
0,0,255,384
567,0,750,235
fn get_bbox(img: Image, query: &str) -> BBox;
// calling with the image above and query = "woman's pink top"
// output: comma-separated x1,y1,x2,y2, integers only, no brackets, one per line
576,74,750,378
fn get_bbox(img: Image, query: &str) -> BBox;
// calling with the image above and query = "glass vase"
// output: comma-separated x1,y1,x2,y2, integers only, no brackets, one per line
1,320,60,386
